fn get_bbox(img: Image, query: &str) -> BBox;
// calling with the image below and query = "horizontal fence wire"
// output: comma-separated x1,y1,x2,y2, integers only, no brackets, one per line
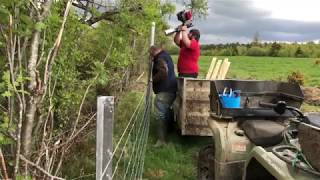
101,58,154,179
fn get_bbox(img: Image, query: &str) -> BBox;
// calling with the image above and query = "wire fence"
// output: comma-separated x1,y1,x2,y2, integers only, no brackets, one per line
98,21,155,180
99,82,153,180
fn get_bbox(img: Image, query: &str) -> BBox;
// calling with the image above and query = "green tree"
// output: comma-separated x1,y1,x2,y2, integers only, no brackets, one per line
247,46,267,56
295,46,305,57
0,0,179,178
187,0,209,18
236,46,247,56
269,42,281,56
252,31,260,46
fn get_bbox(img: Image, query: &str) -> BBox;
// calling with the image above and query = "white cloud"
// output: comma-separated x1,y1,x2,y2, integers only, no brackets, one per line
201,34,251,44
167,0,320,44
253,0,320,22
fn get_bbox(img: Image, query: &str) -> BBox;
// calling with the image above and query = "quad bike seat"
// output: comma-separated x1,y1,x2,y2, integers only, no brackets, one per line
241,120,285,147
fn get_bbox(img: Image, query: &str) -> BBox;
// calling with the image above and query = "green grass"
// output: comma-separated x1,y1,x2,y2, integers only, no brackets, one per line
301,103,320,112
144,117,211,180
173,56,320,87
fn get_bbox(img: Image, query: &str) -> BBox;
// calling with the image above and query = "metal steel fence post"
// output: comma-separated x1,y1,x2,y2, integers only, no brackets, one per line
96,96,114,180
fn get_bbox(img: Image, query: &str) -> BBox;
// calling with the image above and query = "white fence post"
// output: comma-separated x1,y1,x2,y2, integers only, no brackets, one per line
96,96,114,180
150,22,155,46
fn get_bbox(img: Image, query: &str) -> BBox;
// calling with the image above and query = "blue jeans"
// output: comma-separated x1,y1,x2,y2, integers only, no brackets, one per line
154,92,176,122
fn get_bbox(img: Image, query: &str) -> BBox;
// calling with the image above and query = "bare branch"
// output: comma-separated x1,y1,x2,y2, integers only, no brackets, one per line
40,0,53,20
42,0,73,102
17,37,27,114
0,148,9,180
72,1,87,10
72,0,118,25
28,0,40,17
73,0,143,25
53,150,65,176
68,113,96,146
70,84,93,137
37,30,46,68
19,155,65,180
0,104,8,112
14,101,24,176
86,10,118,25
70,173,95,180
80,0,91,21
4,14,25,176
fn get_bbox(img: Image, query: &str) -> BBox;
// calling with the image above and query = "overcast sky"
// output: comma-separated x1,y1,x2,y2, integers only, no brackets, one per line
168,0,320,44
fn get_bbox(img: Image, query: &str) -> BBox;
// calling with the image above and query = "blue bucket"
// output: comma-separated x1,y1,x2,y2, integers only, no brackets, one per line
219,89,241,108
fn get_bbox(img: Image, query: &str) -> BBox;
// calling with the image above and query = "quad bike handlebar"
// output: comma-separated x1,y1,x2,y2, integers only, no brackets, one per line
259,101,307,122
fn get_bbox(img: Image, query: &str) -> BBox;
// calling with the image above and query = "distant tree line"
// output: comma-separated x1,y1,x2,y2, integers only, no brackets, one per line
168,41,320,58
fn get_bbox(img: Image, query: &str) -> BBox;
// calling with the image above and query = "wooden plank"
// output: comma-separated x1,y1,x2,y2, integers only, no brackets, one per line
219,58,230,79
217,59,228,79
206,57,217,80
185,93,210,101
185,79,210,89
220,61,231,80
210,60,222,80
185,81,210,92
217,59,230,79
181,78,187,135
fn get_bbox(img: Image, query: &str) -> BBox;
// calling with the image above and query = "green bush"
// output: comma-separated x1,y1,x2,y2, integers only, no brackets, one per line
236,46,247,56
201,49,213,56
247,47,267,56
287,71,305,85
218,48,233,56
278,49,290,57
314,59,320,65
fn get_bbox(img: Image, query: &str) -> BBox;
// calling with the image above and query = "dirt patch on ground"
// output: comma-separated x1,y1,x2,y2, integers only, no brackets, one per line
302,87,320,105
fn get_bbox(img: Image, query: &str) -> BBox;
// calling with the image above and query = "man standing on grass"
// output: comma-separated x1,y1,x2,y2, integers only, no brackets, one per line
150,45,177,147
174,25,201,78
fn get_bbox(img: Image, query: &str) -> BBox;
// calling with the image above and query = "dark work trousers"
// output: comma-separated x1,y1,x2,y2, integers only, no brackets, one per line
154,92,176,141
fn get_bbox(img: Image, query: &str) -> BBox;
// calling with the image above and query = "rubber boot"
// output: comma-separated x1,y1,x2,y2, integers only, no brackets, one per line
154,120,168,148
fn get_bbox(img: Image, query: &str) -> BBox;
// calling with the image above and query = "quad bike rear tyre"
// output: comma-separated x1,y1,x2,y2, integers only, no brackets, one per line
198,144,215,180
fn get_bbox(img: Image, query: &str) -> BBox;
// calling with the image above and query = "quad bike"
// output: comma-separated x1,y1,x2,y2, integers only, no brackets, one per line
197,80,320,180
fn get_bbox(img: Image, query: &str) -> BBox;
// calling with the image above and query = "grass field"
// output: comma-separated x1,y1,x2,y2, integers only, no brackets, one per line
174,56,320,87
142,56,320,180
143,121,211,180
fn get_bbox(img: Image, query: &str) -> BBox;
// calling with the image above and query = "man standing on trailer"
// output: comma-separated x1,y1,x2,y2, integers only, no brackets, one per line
174,25,201,78
150,46,177,147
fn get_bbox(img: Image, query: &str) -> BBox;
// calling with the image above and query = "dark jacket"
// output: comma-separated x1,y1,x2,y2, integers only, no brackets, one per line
152,50,177,94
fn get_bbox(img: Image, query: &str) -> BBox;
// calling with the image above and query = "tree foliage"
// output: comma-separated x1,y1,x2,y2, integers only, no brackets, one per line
0,0,185,178
188,0,209,18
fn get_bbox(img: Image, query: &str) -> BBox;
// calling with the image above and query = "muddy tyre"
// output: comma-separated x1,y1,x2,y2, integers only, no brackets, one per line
197,144,215,180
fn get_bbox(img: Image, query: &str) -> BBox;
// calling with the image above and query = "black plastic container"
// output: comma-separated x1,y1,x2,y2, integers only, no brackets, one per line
210,80,304,118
